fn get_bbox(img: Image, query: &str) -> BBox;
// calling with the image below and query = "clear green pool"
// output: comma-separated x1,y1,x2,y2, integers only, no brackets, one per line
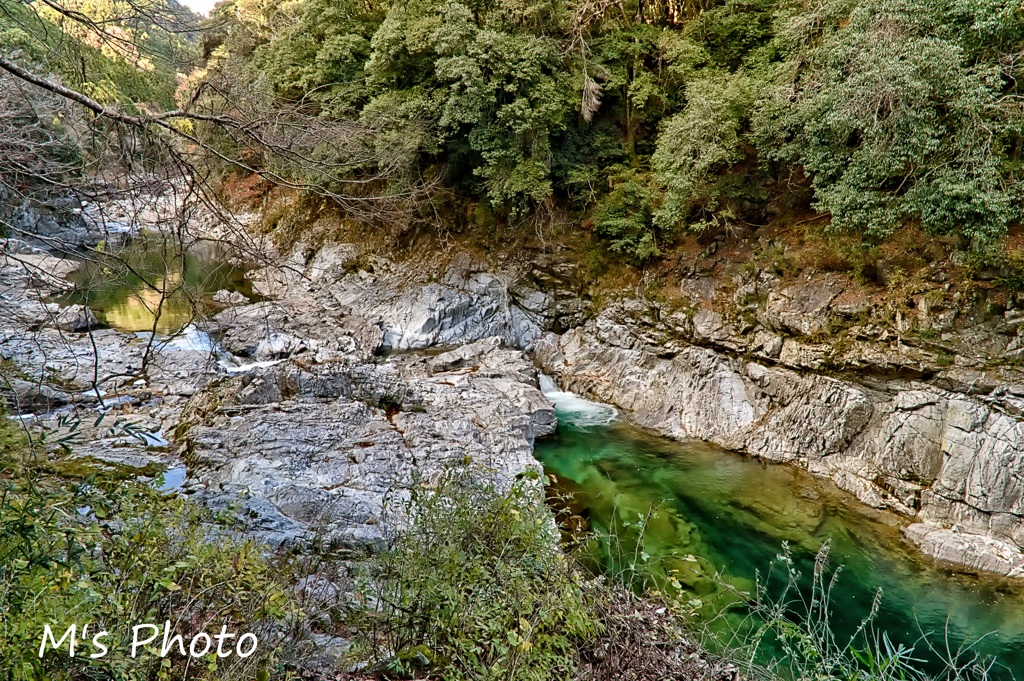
61,235,253,333
535,403,1024,679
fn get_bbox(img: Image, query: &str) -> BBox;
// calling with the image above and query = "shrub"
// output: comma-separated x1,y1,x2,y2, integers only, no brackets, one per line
591,171,664,265
355,469,601,680
652,71,759,234
0,426,297,681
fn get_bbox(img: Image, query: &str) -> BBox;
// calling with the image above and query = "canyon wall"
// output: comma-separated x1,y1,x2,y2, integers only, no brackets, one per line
532,277,1024,576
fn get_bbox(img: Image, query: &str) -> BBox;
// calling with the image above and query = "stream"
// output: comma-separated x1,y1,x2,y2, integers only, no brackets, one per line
49,235,261,490
536,379,1024,679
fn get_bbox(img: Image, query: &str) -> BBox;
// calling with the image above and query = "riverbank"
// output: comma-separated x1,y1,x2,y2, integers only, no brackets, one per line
222,205,1024,580
5,196,1024,676
0,227,747,679
9,207,1024,576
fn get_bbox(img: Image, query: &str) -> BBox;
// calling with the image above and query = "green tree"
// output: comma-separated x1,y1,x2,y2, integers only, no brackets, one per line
431,1,573,210
755,0,1023,245
251,0,382,116
652,70,759,233
591,169,663,264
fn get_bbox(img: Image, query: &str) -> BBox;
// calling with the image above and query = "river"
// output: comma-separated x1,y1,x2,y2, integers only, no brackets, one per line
55,236,1024,677
58,235,253,332
536,380,1024,679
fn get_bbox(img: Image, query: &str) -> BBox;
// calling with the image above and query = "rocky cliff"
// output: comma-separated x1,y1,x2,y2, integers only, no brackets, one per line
533,269,1024,577
206,239,1024,576
9,218,1024,577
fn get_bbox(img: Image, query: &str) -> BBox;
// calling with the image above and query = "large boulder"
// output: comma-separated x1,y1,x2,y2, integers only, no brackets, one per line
181,341,554,548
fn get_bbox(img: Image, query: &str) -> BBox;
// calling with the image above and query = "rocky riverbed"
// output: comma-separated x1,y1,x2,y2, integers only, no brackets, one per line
6,213,1024,577
0,236,557,550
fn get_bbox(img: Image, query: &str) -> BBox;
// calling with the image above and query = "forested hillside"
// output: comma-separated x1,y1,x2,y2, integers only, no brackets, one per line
197,0,1024,262
0,0,197,107
8,0,1022,265
1,0,201,211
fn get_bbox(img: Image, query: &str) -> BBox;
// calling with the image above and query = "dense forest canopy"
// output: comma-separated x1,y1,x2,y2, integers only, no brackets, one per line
3,0,1024,262
189,0,1024,260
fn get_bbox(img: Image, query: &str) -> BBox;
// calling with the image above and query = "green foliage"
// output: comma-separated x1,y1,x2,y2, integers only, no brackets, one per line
591,170,664,264
755,0,1024,246
585,17,678,164
358,468,601,680
216,0,1024,259
0,440,294,680
0,0,199,204
653,71,759,233
431,2,573,210
251,0,381,116
709,543,1001,680
215,0,775,247
0,404,28,459
247,0,576,212
1,0,194,110
686,0,781,70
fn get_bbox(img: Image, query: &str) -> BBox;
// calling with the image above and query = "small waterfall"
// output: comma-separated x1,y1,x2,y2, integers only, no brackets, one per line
539,374,617,428
157,323,218,353
220,358,286,374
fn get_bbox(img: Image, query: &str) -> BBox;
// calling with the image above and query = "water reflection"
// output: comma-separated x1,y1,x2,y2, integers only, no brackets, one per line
61,236,253,333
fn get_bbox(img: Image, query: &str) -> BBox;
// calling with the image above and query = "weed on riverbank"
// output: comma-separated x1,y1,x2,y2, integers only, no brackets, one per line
584,503,1008,681
701,542,1006,681
0,412,300,681
0,404,1009,681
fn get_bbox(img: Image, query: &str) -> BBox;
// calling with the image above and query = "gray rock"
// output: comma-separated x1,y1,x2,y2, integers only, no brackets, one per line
0,238,46,255
4,379,71,412
427,336,504,374
320,251,555,351
211,289,249,306
5,198,100,248
761,279,842,337
52,304,98,332
905,523,1024,577
183,342,554,548
692,309,734,346
211,300,382,363
0,211,566,579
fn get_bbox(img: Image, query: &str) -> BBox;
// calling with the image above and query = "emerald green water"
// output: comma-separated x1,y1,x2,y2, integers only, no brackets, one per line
535,411,1024,679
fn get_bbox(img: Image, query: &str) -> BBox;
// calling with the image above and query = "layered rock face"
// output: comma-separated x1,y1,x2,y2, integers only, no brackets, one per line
10,222,1024,576
180,251,562,546
1,244,557,550
535,290,1024,577
246,245,584,352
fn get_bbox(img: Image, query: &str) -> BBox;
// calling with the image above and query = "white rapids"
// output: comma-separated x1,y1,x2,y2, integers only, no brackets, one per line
150,324,284,374
539,374,617,428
